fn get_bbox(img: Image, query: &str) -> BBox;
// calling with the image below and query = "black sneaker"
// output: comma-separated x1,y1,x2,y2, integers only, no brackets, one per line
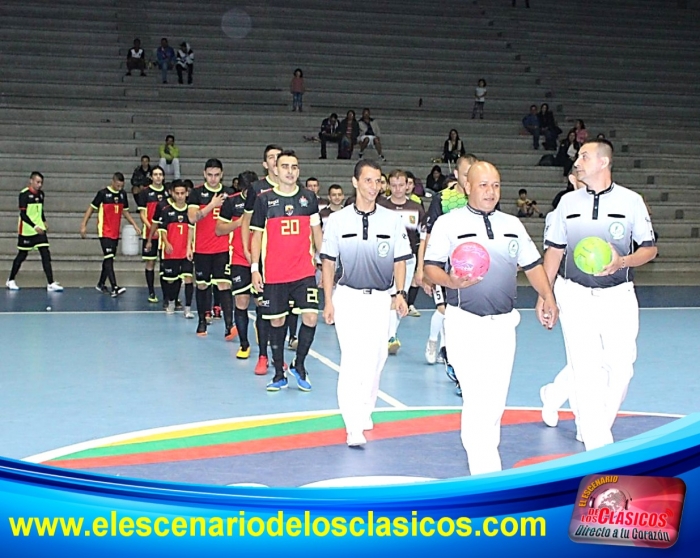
96,284,109,294
111,286,126,298
196,321,207,336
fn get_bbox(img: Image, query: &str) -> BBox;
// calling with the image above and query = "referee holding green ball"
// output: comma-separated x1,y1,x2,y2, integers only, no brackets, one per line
539,139,657,452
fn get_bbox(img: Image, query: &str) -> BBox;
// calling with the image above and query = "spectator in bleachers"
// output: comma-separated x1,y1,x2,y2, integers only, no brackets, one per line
538,103,561,150
405,172,423,204
516,188,544,218
522,105,541,150
426,165,447,193
156,38,175,84
159,135,181,179
130,155,153,202
176,42,194,85
318,112,341,159
126,38,147,77
358,108,386,161
471,79,487,119
573,119,588,144
443,129,466,164
556,131,581,176
337,110,360,159
290,68,305,112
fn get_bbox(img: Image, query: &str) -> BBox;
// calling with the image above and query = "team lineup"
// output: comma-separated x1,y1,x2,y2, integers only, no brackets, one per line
7,139,657,474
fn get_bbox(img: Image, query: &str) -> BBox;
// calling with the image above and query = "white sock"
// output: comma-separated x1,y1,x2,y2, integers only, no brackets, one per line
389,310,399,339
439,322,446,350
429,309,444,342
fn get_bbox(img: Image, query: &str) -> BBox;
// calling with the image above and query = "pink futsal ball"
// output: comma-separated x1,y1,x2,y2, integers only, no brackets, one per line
451,242,490,280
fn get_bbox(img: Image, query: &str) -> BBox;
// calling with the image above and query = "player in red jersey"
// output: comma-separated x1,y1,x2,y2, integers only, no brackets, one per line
80,173,141,297
187,159,236,338
250,150,323,392
137,165,167,303
152,181,194,314
240,145,282,375
216,171,259,360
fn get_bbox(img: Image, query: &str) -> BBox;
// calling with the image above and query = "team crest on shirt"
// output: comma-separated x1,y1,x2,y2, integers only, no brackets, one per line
508,239,519,257
409,215,416,224
285,205,294,216
177,215,184,222
299,196,309,207
609,221,625,240
377,241,390,258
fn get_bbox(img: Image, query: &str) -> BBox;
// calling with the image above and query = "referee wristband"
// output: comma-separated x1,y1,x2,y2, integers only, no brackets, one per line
251,263,259,273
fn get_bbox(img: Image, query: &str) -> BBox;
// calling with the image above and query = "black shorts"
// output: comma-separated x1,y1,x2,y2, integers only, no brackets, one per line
160,258,194,281
17,234,49,251
99,238,119,259
142,238,158,260
259,276,319,319
193,252,230,286
230,264,252,295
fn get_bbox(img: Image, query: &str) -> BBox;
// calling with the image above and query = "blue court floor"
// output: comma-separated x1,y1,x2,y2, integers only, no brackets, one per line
0,286,698,486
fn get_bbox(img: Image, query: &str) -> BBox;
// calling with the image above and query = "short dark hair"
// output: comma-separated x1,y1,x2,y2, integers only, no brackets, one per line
305,177,318,186
294,68,303,77
519,188,528,195
583,138,614,155
330,112,338,119
237,171,259,193
353,159,381,179
113,172,125,182
183,179,194,190
204,158,223,170
263,144,283,160
478,78,487,86
328,184,343,194
276,149,297,162
151,165,165,175
30,171,44,181
165,134,175,141
141,155,150,161
405,171,415,181
171,179,186,191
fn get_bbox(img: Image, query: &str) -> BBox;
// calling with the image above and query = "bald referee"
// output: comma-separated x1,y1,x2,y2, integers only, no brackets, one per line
321,159,412,447
540,139,656,451
424,161,557,475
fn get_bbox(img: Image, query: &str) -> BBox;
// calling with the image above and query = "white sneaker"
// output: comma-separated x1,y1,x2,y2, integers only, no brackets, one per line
540,385,559,427
425,339,438,364
6,279,19,291
47,282,64,292
408,305,421,317
166,301,176,314
347,432,367,447
183,306,195,319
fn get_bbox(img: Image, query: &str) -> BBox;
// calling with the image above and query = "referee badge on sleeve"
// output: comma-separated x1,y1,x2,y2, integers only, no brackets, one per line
377,241,390,257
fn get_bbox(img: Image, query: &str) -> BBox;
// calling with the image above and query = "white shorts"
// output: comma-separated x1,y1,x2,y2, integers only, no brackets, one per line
358,135,376,147
390,255,416,295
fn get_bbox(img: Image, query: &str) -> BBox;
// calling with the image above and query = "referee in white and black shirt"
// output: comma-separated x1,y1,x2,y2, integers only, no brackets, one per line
541,139,656,452
424,161,558,476
321,160,412,448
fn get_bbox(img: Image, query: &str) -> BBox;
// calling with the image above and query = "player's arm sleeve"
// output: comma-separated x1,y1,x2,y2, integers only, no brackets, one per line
393,214,413,262
631,193,656,247
516,223,543,270
136,189,147,211
425,195,442,234
218,198,233,222
249,195,266,231
424,217,450,269
319,212,339,262
18,191,37,227
123,194,130,211
543,199,567,249
243,186,256,213
90,190,103,210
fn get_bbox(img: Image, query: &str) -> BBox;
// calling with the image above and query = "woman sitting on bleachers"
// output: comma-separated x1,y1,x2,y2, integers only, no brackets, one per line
538,104,561,150
443,129,466,164
555,131,581,176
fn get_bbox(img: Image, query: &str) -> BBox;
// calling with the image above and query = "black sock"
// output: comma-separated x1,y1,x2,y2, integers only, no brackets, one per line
145,269,155,296
286,313,299,340
39,247,54,284
269,324,286,379
295,324,316,375
408,286,419,307
219,288,233,330
196,287,210,321
98,261,108,287
235,307,249,348
213,287,221,308
185,282,194,306
9,251,28,281
104,258,117,288
256,307,269,358
172,279,182,303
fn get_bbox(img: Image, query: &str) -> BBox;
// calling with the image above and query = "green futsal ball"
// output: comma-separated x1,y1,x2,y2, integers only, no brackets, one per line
574,237,612,274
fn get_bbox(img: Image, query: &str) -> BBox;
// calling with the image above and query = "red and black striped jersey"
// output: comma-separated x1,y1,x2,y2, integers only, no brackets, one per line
91,187,129,240
187,184,234,254
250,187,320,284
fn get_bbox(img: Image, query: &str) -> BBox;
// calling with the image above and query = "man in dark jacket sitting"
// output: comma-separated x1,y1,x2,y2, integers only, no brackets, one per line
318,113,341,159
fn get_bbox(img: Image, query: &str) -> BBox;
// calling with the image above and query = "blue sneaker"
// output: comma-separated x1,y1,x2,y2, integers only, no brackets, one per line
266,377,289,392
445,363,457,383
289,362,312,392
455,383,462,397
